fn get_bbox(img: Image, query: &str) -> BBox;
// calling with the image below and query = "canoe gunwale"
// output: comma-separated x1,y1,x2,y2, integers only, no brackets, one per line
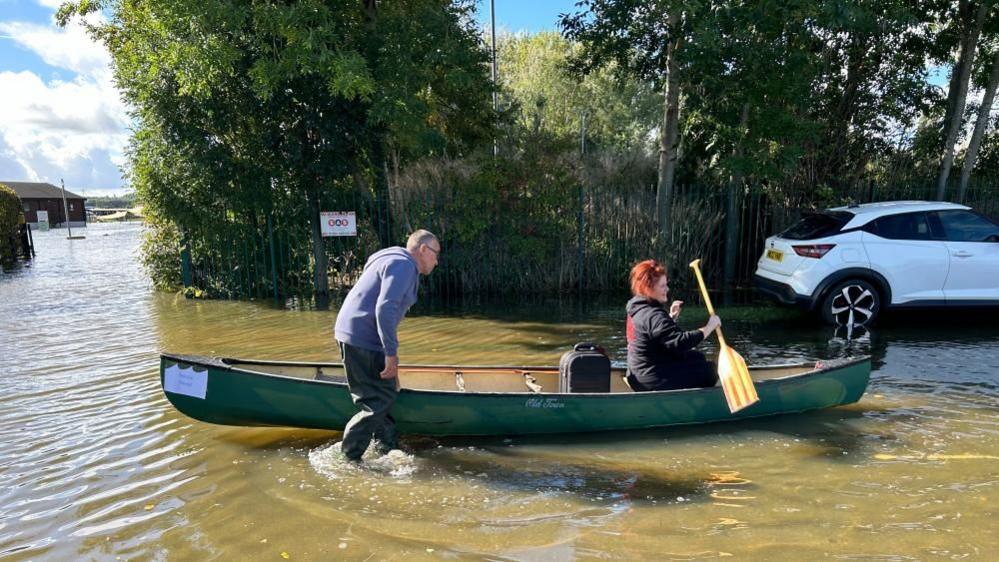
160,353,871,399
219,357,820,373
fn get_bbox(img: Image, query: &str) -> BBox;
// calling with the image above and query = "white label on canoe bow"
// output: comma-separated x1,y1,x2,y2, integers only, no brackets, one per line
164,364,208,399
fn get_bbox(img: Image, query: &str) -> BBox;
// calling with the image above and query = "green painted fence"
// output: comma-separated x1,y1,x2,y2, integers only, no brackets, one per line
179,179,999,307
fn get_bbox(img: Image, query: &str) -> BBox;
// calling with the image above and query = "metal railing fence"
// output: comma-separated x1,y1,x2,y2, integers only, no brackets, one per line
179,177,999,306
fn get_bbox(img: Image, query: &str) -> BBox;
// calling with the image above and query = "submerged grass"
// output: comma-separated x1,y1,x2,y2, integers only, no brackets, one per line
684,305,807,324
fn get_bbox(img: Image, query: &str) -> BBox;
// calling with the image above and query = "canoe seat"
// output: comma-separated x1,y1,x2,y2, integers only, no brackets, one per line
622,374,635,391
523,374,542,393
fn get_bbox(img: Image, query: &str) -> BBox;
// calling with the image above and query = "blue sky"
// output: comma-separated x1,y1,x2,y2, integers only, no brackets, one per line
476,0,579,34
0,0,578,196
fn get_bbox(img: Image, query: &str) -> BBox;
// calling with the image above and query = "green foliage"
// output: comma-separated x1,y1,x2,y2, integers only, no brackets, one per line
393,141,581,292
652,303,805,325
800,0,937,185
965,126,999,177
0,183,22,264
392,131,726,294
57,1,999,300
182,286,207,299
561,0,696,83
496,32,660,152
562,0,940,191
61,0,495,293
86,193,138,209
140,215,183,291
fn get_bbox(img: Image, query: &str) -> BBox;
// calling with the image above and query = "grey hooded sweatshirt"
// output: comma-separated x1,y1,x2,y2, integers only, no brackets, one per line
334,247,419,356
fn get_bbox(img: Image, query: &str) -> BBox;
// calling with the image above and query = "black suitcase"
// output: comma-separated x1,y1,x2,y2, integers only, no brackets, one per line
559,342,611,393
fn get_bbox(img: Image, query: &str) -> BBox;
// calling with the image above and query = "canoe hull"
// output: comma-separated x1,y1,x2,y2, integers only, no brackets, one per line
160,355,871,436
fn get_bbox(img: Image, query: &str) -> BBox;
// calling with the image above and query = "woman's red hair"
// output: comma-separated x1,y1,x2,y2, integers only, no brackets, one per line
630,259,666,298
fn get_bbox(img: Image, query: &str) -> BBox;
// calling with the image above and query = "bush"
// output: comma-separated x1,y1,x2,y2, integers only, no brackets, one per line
390,138,721,294
0,183,23,265
140,215,183,290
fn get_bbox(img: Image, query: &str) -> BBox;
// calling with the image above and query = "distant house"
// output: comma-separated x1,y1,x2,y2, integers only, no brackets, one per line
2,181,87,229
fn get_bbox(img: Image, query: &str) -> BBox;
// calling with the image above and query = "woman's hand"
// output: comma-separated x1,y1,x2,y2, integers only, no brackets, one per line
700,314,721,338
669,300,683,320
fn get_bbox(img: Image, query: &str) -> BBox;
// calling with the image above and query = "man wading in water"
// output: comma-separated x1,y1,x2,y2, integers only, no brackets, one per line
333,230,441,461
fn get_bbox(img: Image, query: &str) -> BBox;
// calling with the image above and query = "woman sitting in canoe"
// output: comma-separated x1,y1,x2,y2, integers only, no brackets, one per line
626,259,722,392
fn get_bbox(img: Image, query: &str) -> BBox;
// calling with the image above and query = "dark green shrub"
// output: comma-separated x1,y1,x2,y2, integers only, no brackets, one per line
0,183,23,265
140,215,183,290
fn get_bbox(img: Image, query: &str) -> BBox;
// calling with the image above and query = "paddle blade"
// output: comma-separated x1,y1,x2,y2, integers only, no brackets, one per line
717,345,760,413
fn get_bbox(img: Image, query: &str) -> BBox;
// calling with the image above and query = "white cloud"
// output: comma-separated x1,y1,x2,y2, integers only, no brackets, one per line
0,135,37,181
0,132,126,193
0,19,111,77
1,70,126,132
0,16,131,191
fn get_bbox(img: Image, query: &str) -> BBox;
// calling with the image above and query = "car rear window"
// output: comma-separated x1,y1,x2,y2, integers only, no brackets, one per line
779,211,853,240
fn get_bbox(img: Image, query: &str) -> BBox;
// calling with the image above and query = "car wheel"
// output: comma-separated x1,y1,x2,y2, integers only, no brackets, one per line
821,279,880,326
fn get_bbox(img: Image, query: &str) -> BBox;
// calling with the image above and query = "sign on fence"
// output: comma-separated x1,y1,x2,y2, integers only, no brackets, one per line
320,211,357,237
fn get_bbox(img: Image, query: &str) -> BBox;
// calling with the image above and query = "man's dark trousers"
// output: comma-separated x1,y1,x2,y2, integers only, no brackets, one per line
338,342,399,460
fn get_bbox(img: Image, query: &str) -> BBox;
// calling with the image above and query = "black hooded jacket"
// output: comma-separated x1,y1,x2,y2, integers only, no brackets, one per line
626,296,706,385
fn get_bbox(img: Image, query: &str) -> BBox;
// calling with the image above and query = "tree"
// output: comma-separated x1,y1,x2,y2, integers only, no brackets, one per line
959,26,999,200
494,31,660,152
802,0,938,189
561,0,936,220
60,0,494,306
0,183,22,265
677,0,820,288
936,0,990,200
562,0,700,234
959,51,999,200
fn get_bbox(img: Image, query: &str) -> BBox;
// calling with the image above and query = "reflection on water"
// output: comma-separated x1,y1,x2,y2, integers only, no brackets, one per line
1,223,997,560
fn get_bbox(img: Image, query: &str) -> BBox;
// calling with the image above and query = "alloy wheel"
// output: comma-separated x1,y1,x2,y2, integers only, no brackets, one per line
828,283,877,326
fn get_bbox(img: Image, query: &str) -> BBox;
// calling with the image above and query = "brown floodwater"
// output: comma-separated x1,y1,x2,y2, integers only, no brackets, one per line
1,222,997,560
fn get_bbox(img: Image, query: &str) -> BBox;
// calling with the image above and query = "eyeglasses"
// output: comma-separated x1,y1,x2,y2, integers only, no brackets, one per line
424,244,441,256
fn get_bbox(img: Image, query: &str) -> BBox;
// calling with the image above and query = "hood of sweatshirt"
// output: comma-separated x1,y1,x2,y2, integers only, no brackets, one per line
626,296,664,317
365,246,416,269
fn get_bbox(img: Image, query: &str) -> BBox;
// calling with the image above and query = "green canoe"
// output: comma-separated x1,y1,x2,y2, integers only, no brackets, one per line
160,354,871,436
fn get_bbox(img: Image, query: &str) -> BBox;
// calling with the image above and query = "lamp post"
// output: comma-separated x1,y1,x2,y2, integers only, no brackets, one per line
490,0,498,156
61,179,85,240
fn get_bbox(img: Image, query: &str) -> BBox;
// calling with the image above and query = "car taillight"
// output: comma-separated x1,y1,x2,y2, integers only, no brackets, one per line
792,244,836,258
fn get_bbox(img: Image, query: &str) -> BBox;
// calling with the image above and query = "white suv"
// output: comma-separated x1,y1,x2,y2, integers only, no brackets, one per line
754,201,999,325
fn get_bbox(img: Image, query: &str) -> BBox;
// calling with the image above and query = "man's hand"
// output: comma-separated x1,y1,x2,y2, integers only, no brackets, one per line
380,355,399,380
669,300,684,320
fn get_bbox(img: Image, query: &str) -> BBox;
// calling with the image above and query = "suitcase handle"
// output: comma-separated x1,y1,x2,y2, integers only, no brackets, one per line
573,342,607,355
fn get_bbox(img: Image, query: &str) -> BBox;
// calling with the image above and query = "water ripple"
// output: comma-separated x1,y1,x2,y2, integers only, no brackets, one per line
1,223,997,559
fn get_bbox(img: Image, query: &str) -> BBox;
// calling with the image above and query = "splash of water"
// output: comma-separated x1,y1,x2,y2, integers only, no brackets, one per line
308,441,419,479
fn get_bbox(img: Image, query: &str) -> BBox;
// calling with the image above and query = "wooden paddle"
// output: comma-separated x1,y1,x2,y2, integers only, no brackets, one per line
689,259,759,413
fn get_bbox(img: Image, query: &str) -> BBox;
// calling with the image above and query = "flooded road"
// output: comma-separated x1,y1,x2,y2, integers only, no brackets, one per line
1,222,996,560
